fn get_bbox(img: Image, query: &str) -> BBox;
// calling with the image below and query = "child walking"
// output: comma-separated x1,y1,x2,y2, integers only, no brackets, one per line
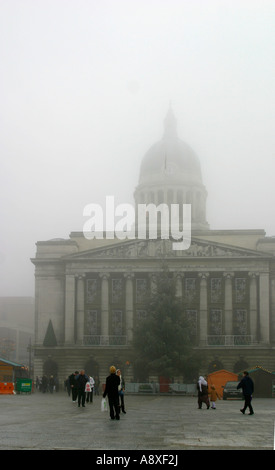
209,385,221,409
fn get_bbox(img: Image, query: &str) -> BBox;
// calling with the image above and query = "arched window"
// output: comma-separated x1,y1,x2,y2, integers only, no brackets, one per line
85,357,99,377
43,358,58,377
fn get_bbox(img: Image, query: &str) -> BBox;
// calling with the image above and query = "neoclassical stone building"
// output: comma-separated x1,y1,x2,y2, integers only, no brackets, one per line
31,109,275,383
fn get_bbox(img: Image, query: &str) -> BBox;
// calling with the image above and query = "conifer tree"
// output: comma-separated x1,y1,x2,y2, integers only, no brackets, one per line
132,270,202,381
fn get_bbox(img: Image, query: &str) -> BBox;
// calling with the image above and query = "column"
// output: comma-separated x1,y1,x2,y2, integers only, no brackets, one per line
76,274,85,344
223,272,234,336
248,272,258,340
100,273,110,337
259,272,270,344
154,189,158,206
199,273,209,346
175,273,183,299
64,274,76,344
149,273,157,295
124,273,134,343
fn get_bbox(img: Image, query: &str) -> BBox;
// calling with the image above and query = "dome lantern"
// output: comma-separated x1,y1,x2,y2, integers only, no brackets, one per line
134,109,209,231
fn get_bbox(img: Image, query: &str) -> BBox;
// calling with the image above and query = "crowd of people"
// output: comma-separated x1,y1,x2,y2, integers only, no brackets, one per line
197,370,254,415
36,368,254,419
35,375,60,393
66,366,126,419
65,370,100,406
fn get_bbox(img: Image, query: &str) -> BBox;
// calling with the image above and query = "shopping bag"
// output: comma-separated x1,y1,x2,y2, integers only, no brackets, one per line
85,383,91,392
101,398,107,412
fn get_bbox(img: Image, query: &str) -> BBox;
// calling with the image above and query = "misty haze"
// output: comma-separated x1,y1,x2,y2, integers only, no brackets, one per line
0,0,274,298
0,0,275,452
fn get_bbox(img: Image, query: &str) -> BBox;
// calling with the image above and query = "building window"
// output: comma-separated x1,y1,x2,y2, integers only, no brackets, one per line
185,278,197,303
86,310,98,335
136,309,147,323
112,310,123,335
136,279,147,304
233,309,247,335
235,278,247,303
210,278,222,303
209,309,223,335
167,189,174,205
86,279,98,304
157,189,164,204
111,278,123,304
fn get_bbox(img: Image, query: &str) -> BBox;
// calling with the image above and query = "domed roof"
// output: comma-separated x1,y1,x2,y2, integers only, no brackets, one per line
138,108,202,186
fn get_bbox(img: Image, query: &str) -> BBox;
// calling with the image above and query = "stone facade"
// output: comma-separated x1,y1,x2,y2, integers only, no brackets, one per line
31,230,275,384
31,109,275,384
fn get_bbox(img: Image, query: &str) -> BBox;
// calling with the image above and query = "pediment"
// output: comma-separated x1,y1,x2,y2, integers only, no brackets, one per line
63,237,270,260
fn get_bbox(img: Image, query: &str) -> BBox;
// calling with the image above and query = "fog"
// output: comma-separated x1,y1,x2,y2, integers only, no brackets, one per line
0,0,274,297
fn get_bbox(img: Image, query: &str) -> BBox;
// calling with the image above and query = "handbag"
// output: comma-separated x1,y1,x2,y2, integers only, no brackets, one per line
101,397,107,412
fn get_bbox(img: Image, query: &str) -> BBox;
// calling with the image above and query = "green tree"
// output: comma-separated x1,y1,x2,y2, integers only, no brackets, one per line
132,270,202,381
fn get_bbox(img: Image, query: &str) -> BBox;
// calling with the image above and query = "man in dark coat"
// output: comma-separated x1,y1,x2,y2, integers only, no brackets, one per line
69,371,79,402
75,370,89,407
103,365,120,420
237,371,254,415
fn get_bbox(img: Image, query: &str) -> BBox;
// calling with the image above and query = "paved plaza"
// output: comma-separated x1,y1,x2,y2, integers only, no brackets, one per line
0,391,274,451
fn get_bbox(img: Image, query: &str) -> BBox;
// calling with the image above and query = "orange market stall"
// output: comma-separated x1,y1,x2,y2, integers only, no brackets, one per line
207,369,239,398
0,357,29,394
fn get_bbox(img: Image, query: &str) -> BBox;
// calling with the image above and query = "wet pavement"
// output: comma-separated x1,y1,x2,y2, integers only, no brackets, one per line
0,391,274,451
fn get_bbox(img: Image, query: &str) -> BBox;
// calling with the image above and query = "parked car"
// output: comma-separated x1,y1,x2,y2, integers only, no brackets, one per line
222,381,243,400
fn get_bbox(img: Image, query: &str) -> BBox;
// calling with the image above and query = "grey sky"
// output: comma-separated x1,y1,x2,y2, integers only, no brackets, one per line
0,0,275,296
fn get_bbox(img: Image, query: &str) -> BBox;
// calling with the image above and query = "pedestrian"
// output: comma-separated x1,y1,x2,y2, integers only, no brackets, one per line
48,375,55,393
65,377,71,396
54,376,59,392
197,376,210,409
209,385,220,409
94,376,100,395
76,370,89,407
103,365,120,420
85,376,95,403
90,376,95,400
237,371,254,415
69,371,79,402
41,375,48,393
116,369,126,414
36,376,42,391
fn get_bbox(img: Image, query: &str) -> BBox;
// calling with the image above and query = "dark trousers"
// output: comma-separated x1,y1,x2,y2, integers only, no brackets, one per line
78,389,86,407
198,393,210,409
71,387,78,402
243,395,253,414
108,396,120,419
119,391,126,412
86,390,93,402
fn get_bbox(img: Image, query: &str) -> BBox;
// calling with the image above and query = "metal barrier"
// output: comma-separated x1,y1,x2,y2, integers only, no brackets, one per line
125,383,197,394
83,335,127,346
207,335,256,346
0,382,14,394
